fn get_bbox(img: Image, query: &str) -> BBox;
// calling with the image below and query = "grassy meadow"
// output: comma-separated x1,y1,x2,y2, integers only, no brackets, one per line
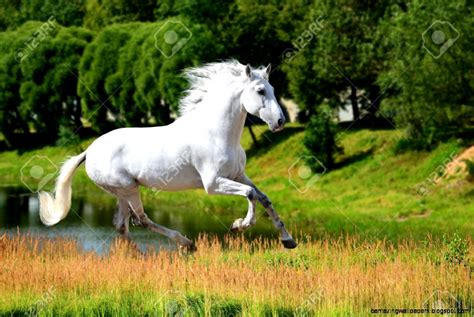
0,234,472,316
0,125,473,315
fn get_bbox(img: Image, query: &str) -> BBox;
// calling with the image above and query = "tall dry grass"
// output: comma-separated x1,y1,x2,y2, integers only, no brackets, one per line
0,233,472,315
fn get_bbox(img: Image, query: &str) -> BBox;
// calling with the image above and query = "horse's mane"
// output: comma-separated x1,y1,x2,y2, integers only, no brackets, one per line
178,59,248,116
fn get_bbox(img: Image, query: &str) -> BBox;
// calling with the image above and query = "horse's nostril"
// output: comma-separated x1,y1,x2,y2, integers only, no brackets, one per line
277,118,283,126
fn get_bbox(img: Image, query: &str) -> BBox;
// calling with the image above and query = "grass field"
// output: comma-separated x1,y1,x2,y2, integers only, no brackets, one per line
0,234,472,316
0,125,473,315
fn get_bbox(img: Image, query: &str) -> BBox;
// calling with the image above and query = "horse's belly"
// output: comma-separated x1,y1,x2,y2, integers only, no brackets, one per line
138,165,203,191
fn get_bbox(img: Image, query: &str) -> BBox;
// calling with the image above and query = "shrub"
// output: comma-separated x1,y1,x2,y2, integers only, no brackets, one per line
442,232,468,265
464,159,474,182
303,105,341,171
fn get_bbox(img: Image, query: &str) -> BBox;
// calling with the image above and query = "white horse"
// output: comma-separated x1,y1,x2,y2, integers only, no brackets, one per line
39,60,297,251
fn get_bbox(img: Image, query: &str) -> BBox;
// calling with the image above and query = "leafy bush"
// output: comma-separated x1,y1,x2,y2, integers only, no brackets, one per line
303,105,341,171
56,125,83,151
464,159,474,182
442,232,468,265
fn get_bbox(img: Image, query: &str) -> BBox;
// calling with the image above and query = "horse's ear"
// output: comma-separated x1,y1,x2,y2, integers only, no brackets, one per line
264,63,271,78
245,64,253,79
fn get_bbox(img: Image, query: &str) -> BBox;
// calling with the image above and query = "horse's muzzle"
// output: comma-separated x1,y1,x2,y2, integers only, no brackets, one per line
271,117,285,132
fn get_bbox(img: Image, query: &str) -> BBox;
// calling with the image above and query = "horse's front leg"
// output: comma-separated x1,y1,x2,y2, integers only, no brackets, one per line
203,176,257,232
238,174,298,249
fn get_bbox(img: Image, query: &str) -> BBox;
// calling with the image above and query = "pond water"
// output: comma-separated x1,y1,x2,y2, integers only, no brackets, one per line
0,186,277,253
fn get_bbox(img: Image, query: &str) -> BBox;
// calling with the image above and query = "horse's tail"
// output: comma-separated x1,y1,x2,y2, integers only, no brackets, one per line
38,151,86,226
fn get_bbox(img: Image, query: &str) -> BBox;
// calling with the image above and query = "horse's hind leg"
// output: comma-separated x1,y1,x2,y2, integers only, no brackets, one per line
123,190,196,252
113,198,131,240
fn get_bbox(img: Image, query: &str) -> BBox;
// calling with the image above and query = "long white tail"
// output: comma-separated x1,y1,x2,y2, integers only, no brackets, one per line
38,151,86,226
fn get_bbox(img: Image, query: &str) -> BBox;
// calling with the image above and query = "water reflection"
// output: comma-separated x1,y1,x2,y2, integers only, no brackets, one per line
0,186,277,253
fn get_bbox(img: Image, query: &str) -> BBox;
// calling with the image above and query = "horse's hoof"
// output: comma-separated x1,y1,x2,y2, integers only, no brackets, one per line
230,224,241,233
282,239,298,249
230,218,244,233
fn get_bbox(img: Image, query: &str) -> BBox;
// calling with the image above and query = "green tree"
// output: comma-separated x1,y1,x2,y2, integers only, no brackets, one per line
226,1,292,96
0,0,85,31
282,1,402,167
78,23,140,132
283,0,398,120
84,0,156,30
0,24,31,145
21,25,93,138
0,22,93,146
79,19,224,132
0,0,21,31
378,0,473,148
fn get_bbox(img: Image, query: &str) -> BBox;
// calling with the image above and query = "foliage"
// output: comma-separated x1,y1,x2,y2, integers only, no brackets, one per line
134,20,223,119
0,0,472,153
0,22,93,145
56,125,83,151
83,0,157,30
20,26,93,136
79,19,223,133
377,0,474,149
0,25,30,145
443,232,469,265
464,159,474,181
283,0,396,119
303,105,341,171
78,23,141,132
0,0,85,31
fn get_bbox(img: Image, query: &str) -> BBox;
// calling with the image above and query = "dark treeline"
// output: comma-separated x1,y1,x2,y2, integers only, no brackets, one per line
0,0,472,164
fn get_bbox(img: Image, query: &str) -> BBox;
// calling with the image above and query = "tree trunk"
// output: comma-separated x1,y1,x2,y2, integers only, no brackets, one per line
247,124,258,148
14,106,30,136
368,85,381,116
350,85,359,122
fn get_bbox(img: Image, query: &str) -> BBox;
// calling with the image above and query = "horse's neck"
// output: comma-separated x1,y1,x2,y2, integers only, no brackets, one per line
198,86,246,147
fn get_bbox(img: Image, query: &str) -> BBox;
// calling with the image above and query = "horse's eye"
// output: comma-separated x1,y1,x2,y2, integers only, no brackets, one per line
257,89,265,95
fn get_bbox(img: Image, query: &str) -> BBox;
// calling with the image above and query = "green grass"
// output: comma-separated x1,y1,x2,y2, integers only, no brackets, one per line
0,124,472,241
1,234,472,316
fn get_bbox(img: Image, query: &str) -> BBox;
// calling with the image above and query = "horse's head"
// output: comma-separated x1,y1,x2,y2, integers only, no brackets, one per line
240,64,285,132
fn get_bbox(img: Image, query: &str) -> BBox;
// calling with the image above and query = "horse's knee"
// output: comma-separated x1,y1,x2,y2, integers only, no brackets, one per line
247,188,257,201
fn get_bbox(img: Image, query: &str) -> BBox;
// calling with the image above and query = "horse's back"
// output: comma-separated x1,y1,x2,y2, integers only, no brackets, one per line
84,125,200,191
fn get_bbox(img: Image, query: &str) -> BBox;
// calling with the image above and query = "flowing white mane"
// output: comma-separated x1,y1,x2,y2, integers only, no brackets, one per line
178,60,247,116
